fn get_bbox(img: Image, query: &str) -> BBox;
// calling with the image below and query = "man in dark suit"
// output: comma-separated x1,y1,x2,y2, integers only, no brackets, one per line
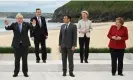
30,8,48,63
59,15,77,77
4,13,34,77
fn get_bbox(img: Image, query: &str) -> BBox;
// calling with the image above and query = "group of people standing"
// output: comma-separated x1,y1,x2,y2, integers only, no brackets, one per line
4,8,128,77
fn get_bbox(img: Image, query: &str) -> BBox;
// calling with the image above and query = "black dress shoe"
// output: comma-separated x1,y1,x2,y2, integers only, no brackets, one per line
69,73,75,77
80,61,83,63
43,60,46,63
13,74,18,77
118,73,124,76
36,60,40,63
85,60,88,63
112,73,115,76
63,72,66,76
24,73,29,77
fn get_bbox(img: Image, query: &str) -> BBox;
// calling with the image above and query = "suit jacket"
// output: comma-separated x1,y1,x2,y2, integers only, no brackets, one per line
5,22,33,48
59,22,77,48
77,19,92,37
30,16,48,39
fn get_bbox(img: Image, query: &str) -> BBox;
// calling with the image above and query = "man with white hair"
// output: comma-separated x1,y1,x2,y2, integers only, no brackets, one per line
4,13,35,77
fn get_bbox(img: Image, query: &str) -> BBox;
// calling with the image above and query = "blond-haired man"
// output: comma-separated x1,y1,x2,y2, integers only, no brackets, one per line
4,13,35,77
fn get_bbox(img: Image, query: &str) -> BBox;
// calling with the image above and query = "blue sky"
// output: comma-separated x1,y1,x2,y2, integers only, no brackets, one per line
0,0,71,13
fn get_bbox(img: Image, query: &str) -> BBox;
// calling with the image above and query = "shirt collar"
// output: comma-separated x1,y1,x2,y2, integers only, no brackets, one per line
36,16,41,19
66,22,70,26
82,19,88,22
115,25,123,30
18,22,22,25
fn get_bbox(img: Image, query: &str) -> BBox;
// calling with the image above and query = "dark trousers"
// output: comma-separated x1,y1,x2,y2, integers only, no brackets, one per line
110,48,125,74
61,47,74,73
13,43,28,74
79,35,90,61
34,38,47,61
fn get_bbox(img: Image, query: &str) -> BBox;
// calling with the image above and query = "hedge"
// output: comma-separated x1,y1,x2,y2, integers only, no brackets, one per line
0,47,132,53
0,47,51,53
74,47,133,53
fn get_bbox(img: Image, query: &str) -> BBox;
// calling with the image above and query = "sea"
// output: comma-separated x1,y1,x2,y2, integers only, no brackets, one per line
0,18,63,32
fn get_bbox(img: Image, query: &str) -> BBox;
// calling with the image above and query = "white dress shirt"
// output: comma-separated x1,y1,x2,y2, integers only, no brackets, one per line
37,16,42,26
65,22,70,29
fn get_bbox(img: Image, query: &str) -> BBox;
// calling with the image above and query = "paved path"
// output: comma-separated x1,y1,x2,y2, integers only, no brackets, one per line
0,54,133,80
0,71,133,80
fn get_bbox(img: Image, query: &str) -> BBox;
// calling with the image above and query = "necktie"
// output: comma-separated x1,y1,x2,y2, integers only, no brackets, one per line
18,23,22,33
65,24,68,29
38,17,41,27
65,24,68,36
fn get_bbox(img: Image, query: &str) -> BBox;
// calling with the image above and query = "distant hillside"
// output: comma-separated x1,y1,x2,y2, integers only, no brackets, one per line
0,12,53,18
0,12,9,18
49,1,133,23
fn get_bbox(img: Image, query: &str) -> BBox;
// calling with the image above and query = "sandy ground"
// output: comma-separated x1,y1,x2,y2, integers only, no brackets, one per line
0,22,133,59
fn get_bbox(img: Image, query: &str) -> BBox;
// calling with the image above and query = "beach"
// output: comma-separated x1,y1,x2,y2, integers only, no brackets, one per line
0,21,133,57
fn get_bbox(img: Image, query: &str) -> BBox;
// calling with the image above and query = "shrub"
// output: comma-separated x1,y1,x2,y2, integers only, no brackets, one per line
74,47,133,53
0,47,51,53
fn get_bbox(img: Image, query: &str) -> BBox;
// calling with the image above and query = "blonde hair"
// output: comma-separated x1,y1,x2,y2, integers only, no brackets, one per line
116,17,124,25
81,10,89,15
16,13,23,18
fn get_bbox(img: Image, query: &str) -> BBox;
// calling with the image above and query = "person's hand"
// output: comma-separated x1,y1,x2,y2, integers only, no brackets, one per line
4,20,9,25
31,19,36,26
112,36,116,40
59,46,61,49
116,36,122,40
72,46,75,51
59,45,62,53
79,30,86,34
31,37,34,41
85,29,90,33
46,36,48,39
59,45,61,51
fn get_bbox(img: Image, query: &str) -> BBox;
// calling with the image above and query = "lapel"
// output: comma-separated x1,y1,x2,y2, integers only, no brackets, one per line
40,16,42,27
21,22,25,33
63,22,71,30
15,22,19,31
16,22,24,34
15,22,20,34
35,16,38,24
63,24,66,31
35,16,42,27
40,16,43,21
67,22,71,30
63,22,71,35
